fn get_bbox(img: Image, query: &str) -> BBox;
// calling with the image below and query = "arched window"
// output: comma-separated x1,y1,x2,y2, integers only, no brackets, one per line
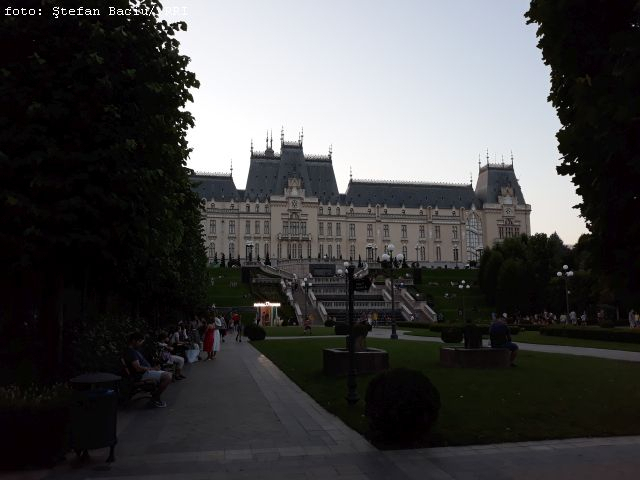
349,244,355,260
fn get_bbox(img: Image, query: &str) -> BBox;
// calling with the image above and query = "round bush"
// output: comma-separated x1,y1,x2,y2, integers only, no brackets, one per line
441,326,463,343
244,324,266,341
324,319,336,327
365,368,440,442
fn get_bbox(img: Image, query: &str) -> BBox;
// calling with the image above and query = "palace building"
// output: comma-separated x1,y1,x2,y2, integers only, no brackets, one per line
191,131,531,266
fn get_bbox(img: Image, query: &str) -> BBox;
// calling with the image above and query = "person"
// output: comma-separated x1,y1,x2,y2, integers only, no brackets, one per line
233,313,243,342
157,332,186,379
213,315,223,357
489,316,518,366
303,315,312,335
580,311,587,325
202,320,215,360
569,310,577,325
124,332,172,407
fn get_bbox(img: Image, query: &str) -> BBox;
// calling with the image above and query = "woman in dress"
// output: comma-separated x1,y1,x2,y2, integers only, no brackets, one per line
202,321,215,360
212,316,223,357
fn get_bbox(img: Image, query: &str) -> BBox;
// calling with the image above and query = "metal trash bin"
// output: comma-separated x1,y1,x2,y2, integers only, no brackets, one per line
70,372,121,463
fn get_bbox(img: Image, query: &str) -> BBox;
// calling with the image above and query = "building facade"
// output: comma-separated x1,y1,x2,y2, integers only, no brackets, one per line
191,132,531,266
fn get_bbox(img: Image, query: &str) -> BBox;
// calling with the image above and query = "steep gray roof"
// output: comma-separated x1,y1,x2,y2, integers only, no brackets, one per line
190,173,238,201
244,143,339,203
344,180,478,208
475,164,526,205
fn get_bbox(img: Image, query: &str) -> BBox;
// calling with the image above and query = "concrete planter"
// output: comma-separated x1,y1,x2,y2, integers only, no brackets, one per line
439,346,510,368
323,347,389,376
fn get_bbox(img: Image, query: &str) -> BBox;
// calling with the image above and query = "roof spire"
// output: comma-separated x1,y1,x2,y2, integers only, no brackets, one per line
501,154,505,166
470,172,473,185
478,154,481,170
300,127,304,146
349,165,353,182
510,150,514,166
270,130,273,149
230,159,233,177
486,148,489,165
329,144,333,159
280,126,284,145
250,139,253,155
266,130,269,149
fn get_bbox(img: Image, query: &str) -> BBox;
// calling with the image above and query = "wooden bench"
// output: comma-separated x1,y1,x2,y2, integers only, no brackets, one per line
440,347,510,368
119,358,156,404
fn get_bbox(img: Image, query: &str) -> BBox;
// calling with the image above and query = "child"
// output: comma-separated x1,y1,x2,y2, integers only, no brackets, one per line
303,316,312,335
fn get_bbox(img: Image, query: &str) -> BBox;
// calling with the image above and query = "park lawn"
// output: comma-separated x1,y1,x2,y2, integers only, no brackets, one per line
402,329,640,352
265,326,335,337
252,337,640,447
208,268,254,307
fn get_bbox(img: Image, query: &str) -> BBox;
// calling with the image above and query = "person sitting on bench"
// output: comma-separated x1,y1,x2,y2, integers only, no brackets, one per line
489,314,519,366
125,332,172,407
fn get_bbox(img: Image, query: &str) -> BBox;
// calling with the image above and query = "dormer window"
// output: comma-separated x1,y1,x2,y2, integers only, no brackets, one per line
402,209,405,215
328,206,331,214
319,207,323,214
336,207,340,215
246,205,250,212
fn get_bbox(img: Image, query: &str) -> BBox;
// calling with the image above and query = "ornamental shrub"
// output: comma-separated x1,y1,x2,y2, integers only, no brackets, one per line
441,326,463,343
324,319,336,327
244,324,266,341
365,368,440,443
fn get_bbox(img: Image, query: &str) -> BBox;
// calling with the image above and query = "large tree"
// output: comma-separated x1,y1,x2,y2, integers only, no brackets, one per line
526,0,640,307
0,0,205,380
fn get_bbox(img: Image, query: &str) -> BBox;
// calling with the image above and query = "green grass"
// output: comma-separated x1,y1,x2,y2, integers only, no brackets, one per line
252,337,640,447
402,329,640,352
265,326,336,337
208,269,254,307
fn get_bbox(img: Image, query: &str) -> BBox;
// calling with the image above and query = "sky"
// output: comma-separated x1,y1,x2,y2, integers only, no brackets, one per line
160,0,587,245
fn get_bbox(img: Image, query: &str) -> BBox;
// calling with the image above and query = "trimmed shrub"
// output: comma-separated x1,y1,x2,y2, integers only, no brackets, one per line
365,368,440,442
324,319,336,327
334,322,349,335
441,326,463,343
244,324,266,341
429,323,520,336
540,325,640,343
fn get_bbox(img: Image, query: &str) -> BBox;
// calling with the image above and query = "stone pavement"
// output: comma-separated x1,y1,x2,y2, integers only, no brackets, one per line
30,333,640,479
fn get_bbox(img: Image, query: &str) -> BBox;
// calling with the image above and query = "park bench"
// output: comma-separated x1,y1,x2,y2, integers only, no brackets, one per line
118,358,156,404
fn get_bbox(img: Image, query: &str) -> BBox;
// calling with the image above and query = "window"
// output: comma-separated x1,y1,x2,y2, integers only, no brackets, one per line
265,204,270,213
283,221,289,235
419,225,425,238
229,220,235,235
265,243,270,257
401,225,407,238
307,243,311,258
255,220,260,234
246,204,250,212
350,244,356,260
255,243,259,258
287,243,291,258
435,225,440,239
453,248,459,262
335,222,341,236
402,245,407,259
349,223,356,238
420,246,426,261
319,244,324,257
319,222,324,236
301,222,307,235
327,222,332,236
367,224,373,237
209,219,216,234
277,243,281,258
298,243,302,259
230,242,235,258
436,245,441,261
434,209,438,216
255,204,260,212
319,207,323,215
292,243,297,259
328,206,331,214
336,244,341,258
383,224,389,238
245,220,250,234
452,226,458,240
264,221,270,234
327,244,333,258
336,207,340,215
208,242,215,259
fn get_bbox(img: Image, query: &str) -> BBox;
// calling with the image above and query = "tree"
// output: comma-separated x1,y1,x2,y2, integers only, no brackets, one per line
220,253,226,268
526,0,640,308
0,0,202,380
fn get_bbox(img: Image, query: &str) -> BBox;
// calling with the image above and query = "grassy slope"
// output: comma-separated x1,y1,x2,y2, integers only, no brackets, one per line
253,337,640,447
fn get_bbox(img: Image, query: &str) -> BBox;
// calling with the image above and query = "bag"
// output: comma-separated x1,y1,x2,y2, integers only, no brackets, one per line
185,344,200,363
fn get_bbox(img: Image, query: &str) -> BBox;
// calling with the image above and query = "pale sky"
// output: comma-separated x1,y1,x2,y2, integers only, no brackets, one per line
160,0,587,245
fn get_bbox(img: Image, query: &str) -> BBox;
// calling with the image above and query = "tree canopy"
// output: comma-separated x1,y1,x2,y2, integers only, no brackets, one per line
0,0,206,380
526,0,640,307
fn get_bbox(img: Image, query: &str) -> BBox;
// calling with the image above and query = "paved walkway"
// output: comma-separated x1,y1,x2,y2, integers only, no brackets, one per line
34,334,640,479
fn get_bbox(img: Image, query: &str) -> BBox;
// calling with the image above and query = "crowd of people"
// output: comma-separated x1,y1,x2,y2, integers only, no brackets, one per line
123,311,244,408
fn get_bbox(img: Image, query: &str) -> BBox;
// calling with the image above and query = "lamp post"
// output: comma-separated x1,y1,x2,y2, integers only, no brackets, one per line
381,243,403,340
302,277,312,324
556,265,574,318
459,280,470,322
343,262,359,405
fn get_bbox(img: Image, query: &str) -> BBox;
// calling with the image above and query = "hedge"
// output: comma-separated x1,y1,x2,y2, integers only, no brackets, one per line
540,326,640,343
428,324,520,335
396,321,432,330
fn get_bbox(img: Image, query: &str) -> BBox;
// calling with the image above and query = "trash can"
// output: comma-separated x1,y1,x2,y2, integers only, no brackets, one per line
70,372,121,463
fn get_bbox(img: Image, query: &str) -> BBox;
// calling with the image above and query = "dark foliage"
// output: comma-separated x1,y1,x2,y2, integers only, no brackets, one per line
244,324,266,341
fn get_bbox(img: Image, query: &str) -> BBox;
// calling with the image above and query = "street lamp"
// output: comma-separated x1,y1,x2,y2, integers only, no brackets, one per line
302,277,313,324
556,265,574,318
458,280,470,322
341,261,359,405
381,243,403,340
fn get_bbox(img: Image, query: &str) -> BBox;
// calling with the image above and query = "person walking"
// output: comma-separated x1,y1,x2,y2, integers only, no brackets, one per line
212,316,223,357
202,320,215,360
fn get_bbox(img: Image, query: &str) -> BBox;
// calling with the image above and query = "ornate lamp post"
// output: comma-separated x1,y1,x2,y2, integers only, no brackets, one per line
302,277,312,323
459,280,470,322
556,265,574,318
381,243,404,340
343,261,359,405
